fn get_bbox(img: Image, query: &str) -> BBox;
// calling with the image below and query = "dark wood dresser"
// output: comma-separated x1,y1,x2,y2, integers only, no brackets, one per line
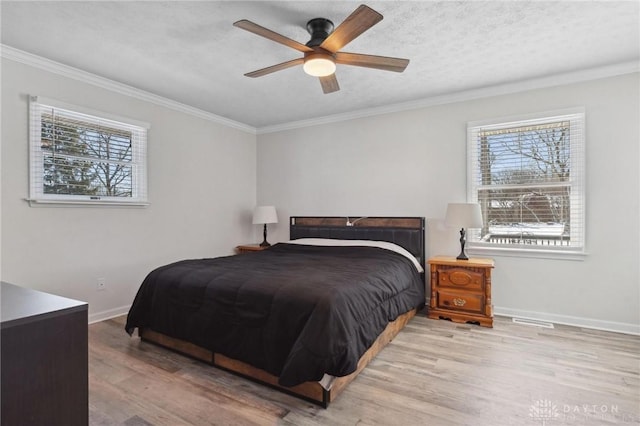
1,281,88,426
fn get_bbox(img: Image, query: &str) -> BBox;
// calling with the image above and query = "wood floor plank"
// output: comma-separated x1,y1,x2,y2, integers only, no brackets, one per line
89,315,640,425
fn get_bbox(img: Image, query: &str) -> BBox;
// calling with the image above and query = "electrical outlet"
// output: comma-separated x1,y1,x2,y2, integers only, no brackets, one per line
97,278,106,291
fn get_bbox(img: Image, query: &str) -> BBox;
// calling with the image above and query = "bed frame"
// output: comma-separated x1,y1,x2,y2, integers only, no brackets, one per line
139,216,425,407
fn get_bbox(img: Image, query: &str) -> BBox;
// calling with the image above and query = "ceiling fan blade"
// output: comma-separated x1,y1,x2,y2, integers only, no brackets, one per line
319,5,383,53
234,20,313,53
244,58,304,78
319,74,340,94
335,52,409,72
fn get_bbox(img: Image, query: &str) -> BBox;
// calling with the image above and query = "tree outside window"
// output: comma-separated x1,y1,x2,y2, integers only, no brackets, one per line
468,111,585,253
29,97,148,206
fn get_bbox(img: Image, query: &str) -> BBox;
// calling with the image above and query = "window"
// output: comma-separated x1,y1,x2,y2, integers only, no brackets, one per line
467,109,585,256
29,96,149,206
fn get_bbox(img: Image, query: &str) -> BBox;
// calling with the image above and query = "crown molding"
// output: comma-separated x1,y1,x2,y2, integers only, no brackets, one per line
3,44,637,136
0,44,256,135
257,60,640,134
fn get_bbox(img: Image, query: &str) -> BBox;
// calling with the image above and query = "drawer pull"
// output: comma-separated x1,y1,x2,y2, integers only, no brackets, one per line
453,298,466,307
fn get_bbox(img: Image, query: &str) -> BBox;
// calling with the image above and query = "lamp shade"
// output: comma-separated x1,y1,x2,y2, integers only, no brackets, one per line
252,206,278,225
445,203,483,229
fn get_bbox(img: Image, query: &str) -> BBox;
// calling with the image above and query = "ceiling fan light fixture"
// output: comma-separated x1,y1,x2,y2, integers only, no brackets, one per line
303,52,336,77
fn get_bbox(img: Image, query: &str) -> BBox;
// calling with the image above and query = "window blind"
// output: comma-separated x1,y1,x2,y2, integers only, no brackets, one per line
29,96,149,206
467,110,585,252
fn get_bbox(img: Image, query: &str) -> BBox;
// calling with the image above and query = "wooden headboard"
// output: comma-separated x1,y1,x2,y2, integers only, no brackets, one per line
289,216,425,268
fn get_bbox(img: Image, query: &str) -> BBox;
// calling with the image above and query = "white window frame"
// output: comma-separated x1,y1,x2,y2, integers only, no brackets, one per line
28,96,149,207
466,108,586,260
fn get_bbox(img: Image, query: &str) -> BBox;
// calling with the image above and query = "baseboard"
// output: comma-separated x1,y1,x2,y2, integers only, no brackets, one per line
88,305,131,324
93,303,639,335
494,306,640,336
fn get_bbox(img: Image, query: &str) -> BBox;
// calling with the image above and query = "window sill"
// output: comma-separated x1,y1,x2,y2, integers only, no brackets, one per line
467,245,587,261
26,198,149,208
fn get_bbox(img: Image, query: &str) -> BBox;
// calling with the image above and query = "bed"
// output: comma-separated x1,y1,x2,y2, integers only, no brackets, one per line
125,216,425,407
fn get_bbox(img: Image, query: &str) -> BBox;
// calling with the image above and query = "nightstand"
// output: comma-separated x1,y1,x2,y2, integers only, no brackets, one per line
235,244,268,254
427,256,494,327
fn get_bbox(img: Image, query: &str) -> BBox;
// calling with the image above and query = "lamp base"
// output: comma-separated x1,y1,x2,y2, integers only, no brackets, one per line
259,223,271,247
456,227,470,260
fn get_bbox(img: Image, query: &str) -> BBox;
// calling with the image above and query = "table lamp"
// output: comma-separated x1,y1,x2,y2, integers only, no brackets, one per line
252,206,278,247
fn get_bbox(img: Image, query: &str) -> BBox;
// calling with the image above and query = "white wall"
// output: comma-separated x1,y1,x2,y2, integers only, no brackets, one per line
257,73,640,333
1,59,257,321
2,56,637,333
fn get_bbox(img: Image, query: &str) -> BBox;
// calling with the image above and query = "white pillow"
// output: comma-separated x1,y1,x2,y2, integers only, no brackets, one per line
286,238,424,273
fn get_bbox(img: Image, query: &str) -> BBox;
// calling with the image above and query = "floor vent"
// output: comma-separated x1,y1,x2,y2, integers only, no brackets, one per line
512,317,555,328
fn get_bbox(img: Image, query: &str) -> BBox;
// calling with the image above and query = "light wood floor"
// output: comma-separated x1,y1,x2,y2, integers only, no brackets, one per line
89,314,640,426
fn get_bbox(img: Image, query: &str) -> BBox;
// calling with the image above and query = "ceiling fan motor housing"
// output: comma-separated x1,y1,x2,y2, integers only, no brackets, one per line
305,18,334,47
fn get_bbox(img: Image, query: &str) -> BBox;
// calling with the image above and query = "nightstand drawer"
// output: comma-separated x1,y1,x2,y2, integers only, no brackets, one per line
437,290,484,314
438,268,484,291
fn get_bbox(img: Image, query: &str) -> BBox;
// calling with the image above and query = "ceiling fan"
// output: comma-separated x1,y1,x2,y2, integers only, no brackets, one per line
233,4,409,94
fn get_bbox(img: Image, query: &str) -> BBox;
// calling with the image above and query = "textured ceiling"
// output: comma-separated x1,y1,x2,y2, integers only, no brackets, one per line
1,1,639,129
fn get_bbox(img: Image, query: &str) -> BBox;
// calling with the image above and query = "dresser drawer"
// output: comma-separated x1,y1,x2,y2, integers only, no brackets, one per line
438,267,484,291
437,290,484,314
